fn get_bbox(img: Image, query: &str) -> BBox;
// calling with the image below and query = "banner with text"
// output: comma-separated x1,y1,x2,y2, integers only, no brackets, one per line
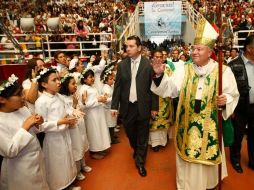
144,1,182,36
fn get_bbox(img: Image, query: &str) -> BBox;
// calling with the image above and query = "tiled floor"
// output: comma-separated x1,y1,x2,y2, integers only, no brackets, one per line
76,127,253,190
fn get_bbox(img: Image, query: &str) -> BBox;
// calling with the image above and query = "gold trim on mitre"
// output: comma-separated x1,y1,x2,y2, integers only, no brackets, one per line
194,18,218,49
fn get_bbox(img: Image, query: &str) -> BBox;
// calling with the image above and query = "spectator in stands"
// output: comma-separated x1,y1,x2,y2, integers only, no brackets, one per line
99,26,110,54
87,26,100,56
59,14,67,32
0,0,134,63
32,32,43,50
0,35,15,64
246,18,254,30
74,20,89,52
64,34,77,56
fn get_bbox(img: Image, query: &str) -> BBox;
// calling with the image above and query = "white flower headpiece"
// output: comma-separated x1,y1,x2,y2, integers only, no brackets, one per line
0,74,19,95
69,58,79,70
35,66,57,81
82,67,94,76
101,65,114,82
61,73,79,83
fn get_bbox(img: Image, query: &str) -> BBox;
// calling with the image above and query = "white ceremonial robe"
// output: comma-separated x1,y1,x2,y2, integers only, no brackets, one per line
0,106,49,190
176,141,228,190
79,84,111,152
35,92,76,190
101,84,117,128
151,60,240,190
149,129,168,147
62,95,89,161
173,59,185,71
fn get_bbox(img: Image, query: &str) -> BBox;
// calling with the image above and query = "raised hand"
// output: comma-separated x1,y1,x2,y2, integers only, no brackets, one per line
151,57,165,76
31,69,36,79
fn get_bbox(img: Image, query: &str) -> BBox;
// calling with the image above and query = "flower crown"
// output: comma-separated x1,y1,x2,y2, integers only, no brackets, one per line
0,74,19,95
101,65,115,82
60,73,83,83
82,67,94,76
35,66,57,81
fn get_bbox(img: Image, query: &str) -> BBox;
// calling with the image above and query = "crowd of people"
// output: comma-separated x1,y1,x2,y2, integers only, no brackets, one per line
2,0,254,64
0,0,137,64
191,0,254,48
0,29,253,190
0,0,134,33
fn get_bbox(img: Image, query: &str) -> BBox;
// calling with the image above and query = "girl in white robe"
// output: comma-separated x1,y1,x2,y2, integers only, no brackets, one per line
34,68,79,190
0,75,49,190
79,69,111,159
69,60,93,172
22,59,45,148
101,66,119,144
87,54,107,93
59,74,91,181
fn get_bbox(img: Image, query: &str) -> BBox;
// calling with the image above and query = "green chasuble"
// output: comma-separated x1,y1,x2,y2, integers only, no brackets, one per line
166,60,176,71
150,66,174,130
175,63,221,165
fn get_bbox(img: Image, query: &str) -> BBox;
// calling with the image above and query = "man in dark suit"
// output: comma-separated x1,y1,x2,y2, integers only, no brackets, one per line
111,35,158,177
228,35,254,173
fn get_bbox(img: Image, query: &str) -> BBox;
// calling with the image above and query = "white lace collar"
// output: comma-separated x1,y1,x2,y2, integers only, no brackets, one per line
192,59,216,77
